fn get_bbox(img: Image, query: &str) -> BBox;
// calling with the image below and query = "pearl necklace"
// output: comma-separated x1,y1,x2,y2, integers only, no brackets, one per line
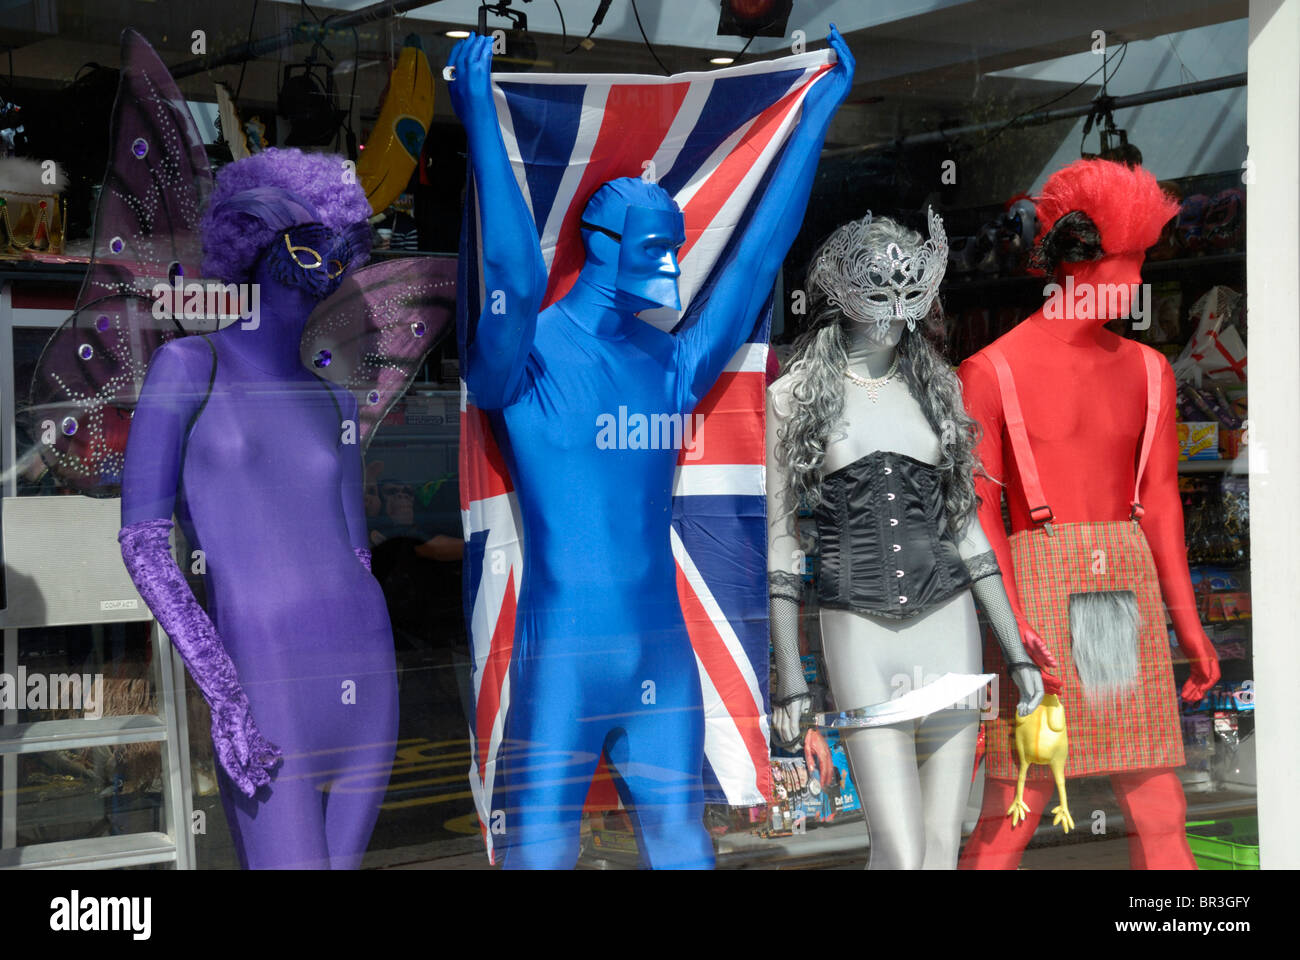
843,357,899,403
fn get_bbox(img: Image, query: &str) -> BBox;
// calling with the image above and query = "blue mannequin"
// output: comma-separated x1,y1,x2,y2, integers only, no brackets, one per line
448,28,854,869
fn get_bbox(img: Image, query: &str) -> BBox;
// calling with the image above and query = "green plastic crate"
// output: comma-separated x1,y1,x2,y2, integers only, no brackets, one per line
1186,817,1259,870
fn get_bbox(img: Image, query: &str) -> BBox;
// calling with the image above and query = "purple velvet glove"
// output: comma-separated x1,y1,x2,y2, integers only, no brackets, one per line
119,518,282,796
354,546,372,573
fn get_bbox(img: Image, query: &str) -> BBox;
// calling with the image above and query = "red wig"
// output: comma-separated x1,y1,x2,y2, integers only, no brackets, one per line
1035,159,1179,256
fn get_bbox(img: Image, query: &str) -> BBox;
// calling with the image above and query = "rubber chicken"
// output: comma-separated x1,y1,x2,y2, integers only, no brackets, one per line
1007,694,1074,833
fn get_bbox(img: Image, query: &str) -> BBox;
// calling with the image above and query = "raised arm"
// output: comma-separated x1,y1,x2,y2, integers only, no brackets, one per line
1137,356,1220,701
446,34,548,409
681,27,855,404
118,338,281,796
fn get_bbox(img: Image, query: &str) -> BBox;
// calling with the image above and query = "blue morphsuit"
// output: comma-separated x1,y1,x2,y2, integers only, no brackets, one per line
447,30,854,869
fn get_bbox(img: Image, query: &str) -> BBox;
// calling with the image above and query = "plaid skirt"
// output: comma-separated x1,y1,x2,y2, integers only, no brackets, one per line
982,521,1185,780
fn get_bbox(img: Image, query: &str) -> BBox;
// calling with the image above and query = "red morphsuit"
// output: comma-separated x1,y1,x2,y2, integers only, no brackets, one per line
957,159,1220,870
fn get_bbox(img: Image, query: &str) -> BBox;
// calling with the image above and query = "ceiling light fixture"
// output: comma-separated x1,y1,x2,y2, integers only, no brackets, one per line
446,30,471,38
710,56,735,65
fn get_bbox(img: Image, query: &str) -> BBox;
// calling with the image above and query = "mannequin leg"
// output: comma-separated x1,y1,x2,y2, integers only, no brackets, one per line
602,625,712,870
497,698,606,870
1110,768,1197,870
321,670,399,870
217,763,330,869
958,775,1055,869
839,723,927,869
605,708,713,868
915,708,980,869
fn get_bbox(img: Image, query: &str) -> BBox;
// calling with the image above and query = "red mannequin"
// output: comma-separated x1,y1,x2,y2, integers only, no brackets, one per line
956,160,1219,869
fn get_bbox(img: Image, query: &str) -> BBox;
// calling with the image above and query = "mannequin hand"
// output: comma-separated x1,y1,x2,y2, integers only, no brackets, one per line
210,698,282,798
445,34,496,142
1010,664,1044,717
773,693,809,743
804,728,833,786
1022,625,1063,694
1181,656,1221,703
1021,625,1058,671
801,25,855,125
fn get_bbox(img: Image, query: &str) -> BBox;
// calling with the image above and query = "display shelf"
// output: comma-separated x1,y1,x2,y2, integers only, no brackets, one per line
0,831,176,870
1178,456,1248,473
0,715,167,755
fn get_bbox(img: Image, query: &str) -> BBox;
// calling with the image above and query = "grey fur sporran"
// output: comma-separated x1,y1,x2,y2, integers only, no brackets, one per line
1067,590,1140,700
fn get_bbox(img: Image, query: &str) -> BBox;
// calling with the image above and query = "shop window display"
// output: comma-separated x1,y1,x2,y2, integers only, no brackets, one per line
0,1,1277,881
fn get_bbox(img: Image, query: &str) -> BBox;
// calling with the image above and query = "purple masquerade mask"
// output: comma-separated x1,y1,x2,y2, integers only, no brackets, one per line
261,220,370,300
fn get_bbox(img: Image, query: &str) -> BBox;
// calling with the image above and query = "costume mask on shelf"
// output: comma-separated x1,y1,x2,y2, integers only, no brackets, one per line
810,207,948,339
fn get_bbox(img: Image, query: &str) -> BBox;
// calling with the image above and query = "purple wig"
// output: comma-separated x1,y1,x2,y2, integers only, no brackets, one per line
200,147,373,283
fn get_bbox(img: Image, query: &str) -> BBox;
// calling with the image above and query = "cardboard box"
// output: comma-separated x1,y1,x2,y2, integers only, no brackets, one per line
1178,421,1220,460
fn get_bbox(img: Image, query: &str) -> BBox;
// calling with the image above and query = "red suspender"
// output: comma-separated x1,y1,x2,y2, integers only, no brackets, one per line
1131,348,1163,522
984,345,1055,529
982,344,1163,529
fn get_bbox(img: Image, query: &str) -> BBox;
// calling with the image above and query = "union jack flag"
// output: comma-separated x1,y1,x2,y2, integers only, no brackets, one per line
458,50,835,861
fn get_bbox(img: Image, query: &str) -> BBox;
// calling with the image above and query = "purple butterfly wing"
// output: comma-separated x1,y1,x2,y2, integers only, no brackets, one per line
27,28,212,496
299,256,457,450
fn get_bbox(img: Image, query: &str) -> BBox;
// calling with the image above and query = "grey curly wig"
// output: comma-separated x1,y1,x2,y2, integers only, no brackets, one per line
775,216,983,535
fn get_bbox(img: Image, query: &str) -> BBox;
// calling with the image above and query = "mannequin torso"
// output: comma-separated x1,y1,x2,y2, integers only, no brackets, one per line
120,263,397,869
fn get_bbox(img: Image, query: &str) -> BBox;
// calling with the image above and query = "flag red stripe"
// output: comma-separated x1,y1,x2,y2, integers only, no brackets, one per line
476,568,518,780
677,64,832,262
680,370,766,466
460,405,513,511
541,81,691,309
676,562,769,787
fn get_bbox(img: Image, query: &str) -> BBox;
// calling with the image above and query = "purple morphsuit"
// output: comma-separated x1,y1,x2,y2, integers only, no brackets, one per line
29,31,454,869
119,171,399,869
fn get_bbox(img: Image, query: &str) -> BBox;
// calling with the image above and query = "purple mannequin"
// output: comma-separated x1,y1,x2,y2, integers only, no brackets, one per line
118,150,397,869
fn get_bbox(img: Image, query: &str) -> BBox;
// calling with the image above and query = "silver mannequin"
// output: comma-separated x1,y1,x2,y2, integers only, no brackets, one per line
766,214,1044,869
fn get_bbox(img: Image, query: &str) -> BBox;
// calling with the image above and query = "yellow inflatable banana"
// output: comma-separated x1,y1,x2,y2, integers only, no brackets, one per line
215,82,251,161
358,34,435,215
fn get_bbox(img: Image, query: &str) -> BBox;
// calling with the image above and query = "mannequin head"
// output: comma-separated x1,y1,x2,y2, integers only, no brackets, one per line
775,213,980,531
1032,159,1178,310
807,208,948,345
201,147,372,294
579,177,685,311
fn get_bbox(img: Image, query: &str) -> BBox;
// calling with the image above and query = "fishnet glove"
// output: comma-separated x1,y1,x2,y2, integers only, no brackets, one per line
770,570,810,743
967,552,1043,716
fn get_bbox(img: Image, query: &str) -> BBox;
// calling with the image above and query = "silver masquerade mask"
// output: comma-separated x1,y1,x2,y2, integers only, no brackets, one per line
810,208,949,336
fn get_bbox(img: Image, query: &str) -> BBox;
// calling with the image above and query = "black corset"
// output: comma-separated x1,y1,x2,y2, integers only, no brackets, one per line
813,451,972,620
